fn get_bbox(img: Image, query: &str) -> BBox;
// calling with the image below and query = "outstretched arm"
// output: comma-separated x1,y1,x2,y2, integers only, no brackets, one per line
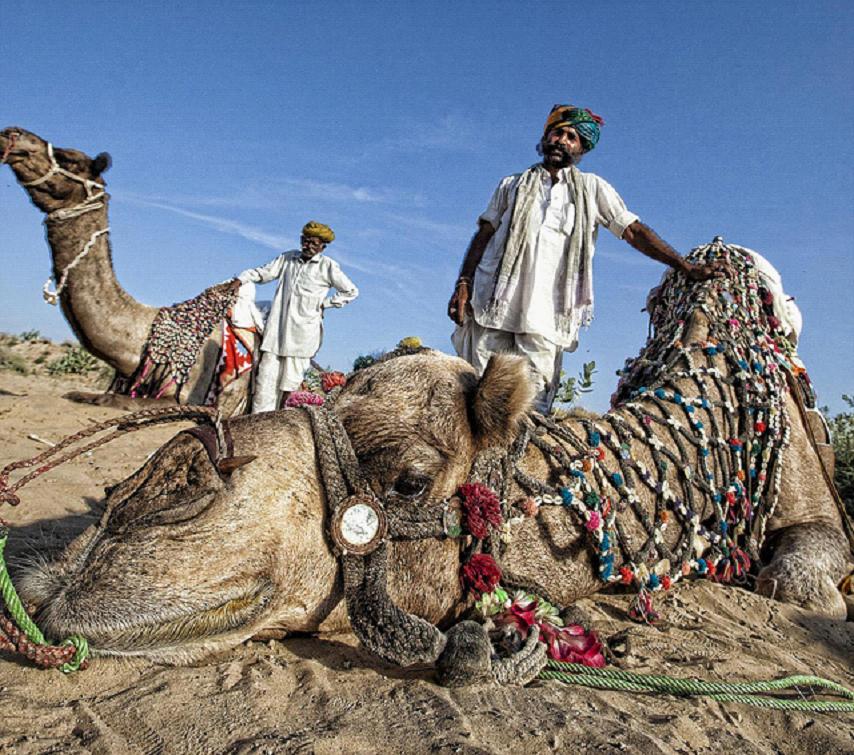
447,221,495,325
622,221,723,280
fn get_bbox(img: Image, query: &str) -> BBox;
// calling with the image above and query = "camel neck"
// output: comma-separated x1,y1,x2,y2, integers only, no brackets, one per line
43,196,157,376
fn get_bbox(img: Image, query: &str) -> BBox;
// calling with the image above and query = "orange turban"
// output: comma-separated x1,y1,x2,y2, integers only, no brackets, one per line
302,221,335,243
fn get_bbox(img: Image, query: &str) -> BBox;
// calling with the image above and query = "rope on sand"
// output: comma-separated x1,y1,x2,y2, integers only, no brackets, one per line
540,660,854,713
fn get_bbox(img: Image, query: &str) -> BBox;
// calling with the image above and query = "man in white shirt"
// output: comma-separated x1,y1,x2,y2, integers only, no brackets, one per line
231,221,358,412
448,103,722,412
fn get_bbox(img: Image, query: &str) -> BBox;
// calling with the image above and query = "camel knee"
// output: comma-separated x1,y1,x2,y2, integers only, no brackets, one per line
757,522,850,618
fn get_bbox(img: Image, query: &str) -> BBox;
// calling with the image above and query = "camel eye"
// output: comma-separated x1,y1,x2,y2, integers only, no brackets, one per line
392,473,430,499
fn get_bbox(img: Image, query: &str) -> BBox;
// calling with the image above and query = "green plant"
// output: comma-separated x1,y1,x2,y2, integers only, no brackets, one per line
46,346,100,375
0,348,28,374
18,329,42,342
555,361,597,406
823,395,854,519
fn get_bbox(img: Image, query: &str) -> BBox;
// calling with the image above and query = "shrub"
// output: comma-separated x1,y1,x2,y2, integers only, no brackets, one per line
555,361,597,407
46,346,100,375
19,329,42,342
823,395,854,519
0,348,28,374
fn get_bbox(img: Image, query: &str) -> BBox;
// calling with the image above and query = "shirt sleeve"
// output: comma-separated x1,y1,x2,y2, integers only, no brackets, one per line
592,176,639,239
237,254,285,284
477,175,515,230
322,261,359,309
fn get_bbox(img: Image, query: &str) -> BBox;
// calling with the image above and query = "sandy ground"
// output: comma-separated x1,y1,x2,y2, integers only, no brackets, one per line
0,340,852,754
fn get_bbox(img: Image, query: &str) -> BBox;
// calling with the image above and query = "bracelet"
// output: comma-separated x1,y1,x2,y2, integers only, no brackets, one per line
455,276,472,290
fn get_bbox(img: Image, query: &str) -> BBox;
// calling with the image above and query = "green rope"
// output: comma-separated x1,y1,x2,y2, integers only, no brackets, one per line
0,528,89,673
0,530,46,644
540,661,854,713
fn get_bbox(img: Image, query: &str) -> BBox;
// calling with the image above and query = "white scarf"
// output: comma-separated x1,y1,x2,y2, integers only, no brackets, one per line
485,164,596,334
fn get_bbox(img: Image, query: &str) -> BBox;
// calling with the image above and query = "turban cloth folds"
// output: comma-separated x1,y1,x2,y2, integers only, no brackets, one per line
543,105,605,152
302,221,335,243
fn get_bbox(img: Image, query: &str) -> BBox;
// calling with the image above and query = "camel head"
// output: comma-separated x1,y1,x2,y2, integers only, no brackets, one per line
1,126,111,214
18,351,534,662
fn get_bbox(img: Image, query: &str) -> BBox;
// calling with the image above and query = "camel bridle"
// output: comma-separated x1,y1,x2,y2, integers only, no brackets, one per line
2,136,111,306
305,403,464,667
1,131,19,164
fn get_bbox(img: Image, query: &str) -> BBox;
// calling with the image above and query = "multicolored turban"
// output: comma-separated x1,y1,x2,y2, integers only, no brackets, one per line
543,104,605,152
302,221,335,243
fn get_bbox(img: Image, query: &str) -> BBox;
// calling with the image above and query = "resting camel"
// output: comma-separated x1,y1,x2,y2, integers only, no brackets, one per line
0,127,254,416
10,242,852,684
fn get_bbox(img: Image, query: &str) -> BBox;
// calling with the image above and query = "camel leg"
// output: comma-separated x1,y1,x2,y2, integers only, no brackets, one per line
756,521,850,619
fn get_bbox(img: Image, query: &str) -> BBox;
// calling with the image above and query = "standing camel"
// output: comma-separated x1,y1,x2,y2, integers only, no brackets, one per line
0,127,255,415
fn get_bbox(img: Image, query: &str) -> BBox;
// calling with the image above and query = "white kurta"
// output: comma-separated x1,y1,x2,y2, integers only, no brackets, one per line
469,167,639,350
238,250,358,357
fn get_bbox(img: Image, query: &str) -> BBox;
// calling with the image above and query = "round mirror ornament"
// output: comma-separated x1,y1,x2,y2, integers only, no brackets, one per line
330,495,387,555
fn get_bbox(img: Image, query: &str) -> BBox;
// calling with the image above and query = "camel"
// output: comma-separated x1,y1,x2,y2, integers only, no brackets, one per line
0,127,255,416
10,241,852,685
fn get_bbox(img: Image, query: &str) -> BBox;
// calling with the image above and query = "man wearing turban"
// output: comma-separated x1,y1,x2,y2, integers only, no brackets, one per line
231,221,358,412
448,104,721,412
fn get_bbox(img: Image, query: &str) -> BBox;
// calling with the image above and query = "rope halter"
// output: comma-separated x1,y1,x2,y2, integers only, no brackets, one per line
8,139,111,305
1,131,19,164
306,404,460,666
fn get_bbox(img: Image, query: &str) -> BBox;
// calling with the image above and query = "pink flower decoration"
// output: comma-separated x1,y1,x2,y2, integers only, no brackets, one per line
285,391,325,408
539,622,606,667
492,594,606,667
585,511,601,531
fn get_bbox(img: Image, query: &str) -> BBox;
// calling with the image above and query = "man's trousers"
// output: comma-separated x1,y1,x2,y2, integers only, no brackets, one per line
251,351,311,413
452,318,563,413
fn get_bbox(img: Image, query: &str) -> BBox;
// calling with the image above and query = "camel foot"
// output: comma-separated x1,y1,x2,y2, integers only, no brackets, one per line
756,522,850,619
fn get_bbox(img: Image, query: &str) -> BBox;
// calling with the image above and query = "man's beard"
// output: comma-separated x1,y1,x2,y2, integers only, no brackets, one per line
542,143,580,168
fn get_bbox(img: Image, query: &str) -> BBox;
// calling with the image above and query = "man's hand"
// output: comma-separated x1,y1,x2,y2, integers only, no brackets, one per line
623,222,731,283
448,280,470,325
682,260,730,281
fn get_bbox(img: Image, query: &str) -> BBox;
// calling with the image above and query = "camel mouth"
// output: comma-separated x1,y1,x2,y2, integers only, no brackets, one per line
38,580,274,656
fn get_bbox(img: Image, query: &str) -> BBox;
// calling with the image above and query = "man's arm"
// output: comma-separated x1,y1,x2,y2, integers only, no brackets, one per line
447,221,495,325
622,222,724,281
323,263,358,309
236,255,285,285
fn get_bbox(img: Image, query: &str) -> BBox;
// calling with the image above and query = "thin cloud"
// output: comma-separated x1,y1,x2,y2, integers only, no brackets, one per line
120,197,291,249
272,177,426,208
119,195,417,281
362,113,481,156
122,174,426,213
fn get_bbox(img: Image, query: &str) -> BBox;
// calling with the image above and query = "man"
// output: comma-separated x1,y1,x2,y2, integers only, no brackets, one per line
448,103,722,412
232,221,358,412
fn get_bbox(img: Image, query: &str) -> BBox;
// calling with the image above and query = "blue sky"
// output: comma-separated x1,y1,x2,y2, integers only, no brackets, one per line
1,1,851,413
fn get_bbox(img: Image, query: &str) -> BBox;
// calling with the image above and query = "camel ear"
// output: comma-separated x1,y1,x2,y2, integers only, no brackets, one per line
91,152,111,176
467,354,534,448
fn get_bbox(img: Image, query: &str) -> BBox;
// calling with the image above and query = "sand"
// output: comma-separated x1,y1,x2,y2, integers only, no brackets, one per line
0,341,852,754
